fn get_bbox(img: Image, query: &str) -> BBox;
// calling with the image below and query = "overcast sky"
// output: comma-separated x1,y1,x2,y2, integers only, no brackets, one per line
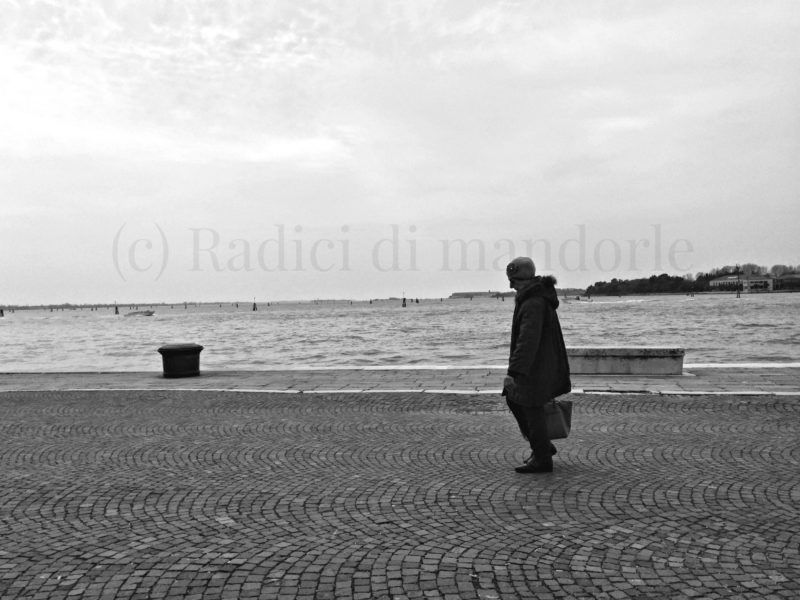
2,0,799,304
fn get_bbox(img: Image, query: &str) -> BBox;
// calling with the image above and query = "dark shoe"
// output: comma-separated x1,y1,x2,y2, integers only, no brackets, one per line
526,445,557,462
515,458,553,473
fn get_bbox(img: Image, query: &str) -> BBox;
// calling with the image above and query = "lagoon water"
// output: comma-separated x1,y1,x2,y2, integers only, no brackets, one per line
1,293,799,372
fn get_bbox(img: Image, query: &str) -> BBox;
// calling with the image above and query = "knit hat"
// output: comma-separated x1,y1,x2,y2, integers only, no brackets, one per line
506,257,536,281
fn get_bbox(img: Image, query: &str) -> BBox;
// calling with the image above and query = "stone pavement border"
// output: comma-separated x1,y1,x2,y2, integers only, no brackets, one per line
0,365,798,395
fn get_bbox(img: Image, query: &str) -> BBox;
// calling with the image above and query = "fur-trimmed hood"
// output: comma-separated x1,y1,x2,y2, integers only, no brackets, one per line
515,275,560,309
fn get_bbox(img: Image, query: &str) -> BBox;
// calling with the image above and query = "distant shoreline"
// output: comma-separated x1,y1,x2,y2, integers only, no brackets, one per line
575,290,799,298
3,289,798,312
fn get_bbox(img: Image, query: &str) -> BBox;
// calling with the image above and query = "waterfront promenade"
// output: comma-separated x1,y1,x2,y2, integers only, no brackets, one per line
1,364,799,395
1,367,798,599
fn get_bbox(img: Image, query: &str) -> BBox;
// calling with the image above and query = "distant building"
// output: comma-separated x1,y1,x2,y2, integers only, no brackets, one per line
709,274,774,292
776,272,800,291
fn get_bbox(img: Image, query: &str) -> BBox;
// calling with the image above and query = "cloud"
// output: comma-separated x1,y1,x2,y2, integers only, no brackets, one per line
0,1,359,164
1,1,799,301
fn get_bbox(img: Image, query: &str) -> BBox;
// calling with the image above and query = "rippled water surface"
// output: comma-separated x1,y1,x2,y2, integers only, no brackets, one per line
1,293,798,371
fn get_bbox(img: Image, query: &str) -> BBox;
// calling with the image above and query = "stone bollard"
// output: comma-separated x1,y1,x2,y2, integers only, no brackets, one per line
158,343,204,378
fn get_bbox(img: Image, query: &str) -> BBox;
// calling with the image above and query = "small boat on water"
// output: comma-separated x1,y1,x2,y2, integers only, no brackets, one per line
124,310,155,317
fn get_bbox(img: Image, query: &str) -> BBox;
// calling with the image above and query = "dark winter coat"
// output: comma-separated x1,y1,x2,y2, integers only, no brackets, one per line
504,275,571,407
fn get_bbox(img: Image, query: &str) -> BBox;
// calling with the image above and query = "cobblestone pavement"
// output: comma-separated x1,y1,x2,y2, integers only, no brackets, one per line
1,390,798,599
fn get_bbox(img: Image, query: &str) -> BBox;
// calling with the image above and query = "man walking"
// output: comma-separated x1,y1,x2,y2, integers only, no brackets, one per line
502,257,571,473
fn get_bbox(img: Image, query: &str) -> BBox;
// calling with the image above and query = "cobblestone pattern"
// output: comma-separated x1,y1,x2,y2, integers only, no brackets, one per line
1,391,798,599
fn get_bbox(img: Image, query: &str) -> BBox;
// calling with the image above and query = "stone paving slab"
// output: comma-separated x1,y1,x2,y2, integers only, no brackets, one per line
0,390,798,600
1,366,799,395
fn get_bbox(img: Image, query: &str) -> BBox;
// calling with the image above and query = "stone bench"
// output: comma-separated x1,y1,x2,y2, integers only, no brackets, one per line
566,347,684,375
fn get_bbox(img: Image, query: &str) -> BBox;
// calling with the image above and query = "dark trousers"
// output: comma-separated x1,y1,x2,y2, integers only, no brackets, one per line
506,398,552,461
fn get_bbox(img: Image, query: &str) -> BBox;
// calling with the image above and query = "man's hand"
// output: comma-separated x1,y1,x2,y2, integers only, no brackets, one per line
503,375,515,389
